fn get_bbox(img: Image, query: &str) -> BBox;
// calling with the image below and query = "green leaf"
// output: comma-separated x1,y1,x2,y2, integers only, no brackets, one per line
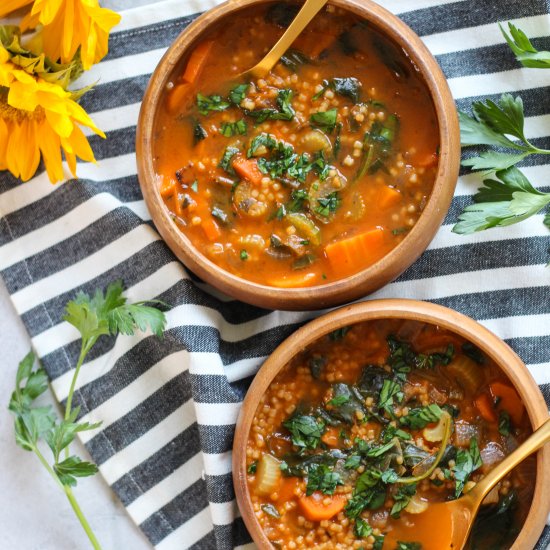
316,191,341,217
64,301,110,343
472,94,526,142
498,411,511,436
245,89,295,122
283,414,325,450
196,93,230,115
229,83,249,105
453,439,482,497
459,110,524,150
15,350,35,387
396,543,422,550
220,119,247,137
544,213,550,229
500,22,550,69
310,109,338,133
400,404,443,430
261,503,280,518
107,303,167,337
354,517,372,538
391,483,417,518
17,407,56,450
305,463,343,495
461,151,529,172
378,379,403,415
54,456,99,487
219,146,239,175
280,49,310,71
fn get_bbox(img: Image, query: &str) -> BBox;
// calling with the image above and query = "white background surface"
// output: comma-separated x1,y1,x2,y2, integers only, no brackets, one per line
0,1,165,549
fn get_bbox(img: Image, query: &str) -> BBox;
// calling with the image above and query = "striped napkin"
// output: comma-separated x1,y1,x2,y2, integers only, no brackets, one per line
1,0,549,548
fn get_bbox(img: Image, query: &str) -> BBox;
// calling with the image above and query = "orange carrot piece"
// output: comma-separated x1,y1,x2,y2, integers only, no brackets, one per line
166,82,192,114
202,217,221,241
475,392,498,423
321,427,340,447
232,157,264,185
183,40,214,83
299,492,346,521
293,31,337,58
377,186,402,209
490,382,524,425
325,228,385,278
159,177,176,199
266,271,318,288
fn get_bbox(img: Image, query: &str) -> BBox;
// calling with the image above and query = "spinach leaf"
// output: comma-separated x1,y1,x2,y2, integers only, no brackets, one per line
332,77,362,103
378,379,403,416
219,146,239,175
381,425,412,444
229,83,249,105
220,119,247,137
498,411,511,436
329,327,350,341
354,517,373,538
246,89,295,122
357,365,392,398
345,482,386,518
462,342,485,364
310,108,338,133
280,49,310,71
308,356,326,379
193,121,207,144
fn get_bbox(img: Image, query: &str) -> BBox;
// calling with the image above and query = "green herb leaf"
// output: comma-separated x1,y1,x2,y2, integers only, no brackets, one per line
246,89,295,122
193,121,207,144
219,146,239,175
332,77,361,103
373,535,385,550
400,404,443,430
500,22,550,69
247,460,258,474
306,463,343,495
240,249,248,261
329,327,349,341
396,542,422,550
310,109,338,133
220,119,247,137
391,483,417,518
280,49,310,71
498,410,512,436
453,439,483,497
229,83,249,105
107,303,167,338
54,456,98,487
197,93,230,115
283,414,325,450
378,379,403,416
354,517,373,538
316,191,341,217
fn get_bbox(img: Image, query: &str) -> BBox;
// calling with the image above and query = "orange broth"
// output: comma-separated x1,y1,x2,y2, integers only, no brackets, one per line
154,3,439,287
246,320,534,549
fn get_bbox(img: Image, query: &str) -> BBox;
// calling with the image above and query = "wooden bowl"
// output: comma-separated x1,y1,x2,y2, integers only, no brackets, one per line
137,0,460,310
233,299,550,549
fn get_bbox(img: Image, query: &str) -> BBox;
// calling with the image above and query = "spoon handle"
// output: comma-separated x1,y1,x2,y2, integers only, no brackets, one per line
247,0,329,79
470,417,550,503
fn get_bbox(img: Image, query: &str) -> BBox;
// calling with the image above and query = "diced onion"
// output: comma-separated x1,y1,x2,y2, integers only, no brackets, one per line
405,495,429,514
255,453,282,496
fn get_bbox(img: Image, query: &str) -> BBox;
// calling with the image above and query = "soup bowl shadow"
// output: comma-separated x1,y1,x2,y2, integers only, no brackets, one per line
136,0,460,310
232,299,550,549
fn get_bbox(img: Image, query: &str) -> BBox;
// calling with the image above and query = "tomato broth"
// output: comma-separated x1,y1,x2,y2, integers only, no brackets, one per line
246,320,534,550
153,3,439,287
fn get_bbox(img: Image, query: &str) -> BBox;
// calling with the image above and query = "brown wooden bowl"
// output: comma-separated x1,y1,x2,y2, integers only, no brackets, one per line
137,0,460,310
233,299,550,549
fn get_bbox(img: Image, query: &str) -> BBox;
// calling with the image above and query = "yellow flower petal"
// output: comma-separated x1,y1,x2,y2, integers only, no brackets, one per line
0,117,8,170
19,119,41,181
37,121,64,183
0,0,33,18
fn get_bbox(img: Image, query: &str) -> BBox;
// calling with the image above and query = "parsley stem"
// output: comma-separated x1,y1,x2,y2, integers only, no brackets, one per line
64,485,102,550
33,445,102,548
65,338,94,422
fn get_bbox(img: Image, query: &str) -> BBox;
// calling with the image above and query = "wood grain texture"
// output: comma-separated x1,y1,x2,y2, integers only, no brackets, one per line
232,299,550,549
136,0,461,310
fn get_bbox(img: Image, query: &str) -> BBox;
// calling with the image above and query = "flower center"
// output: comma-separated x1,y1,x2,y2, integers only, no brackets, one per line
0,89,46,123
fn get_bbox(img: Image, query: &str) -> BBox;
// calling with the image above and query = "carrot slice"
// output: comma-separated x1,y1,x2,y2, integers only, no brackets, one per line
183,40,214,83
299,492,346,521
201,217,221,241
490,382,524,425
232,157,264,185
475,392,498,423
325,228,386,278
321,427,340,447
377,185,402,209
166,82,192,114
159,177,176,199
267,271,318,288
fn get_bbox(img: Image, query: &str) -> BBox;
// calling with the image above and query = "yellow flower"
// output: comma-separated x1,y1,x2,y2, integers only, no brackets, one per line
0,0,121,70
0,44,105,183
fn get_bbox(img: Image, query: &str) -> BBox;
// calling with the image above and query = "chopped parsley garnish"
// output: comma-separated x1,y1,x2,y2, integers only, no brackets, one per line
287,189,309,212
240,249,248,261
396,543,422,550
196,93,230,115
229,83,249,105
378,379,403,416
220,119,247,137
283,414,325,450
219,146,239,175
313,77,362,103
190,180,198,193
247,461,257,474
354,518,372,538
245,89,295,122
327,394,350,407
391,483,417,518
305,463,343,495
329,327,349,341
498,410,511,436
453,438,483,497
316,191,341,217
400,404,443,430
310,108,338,133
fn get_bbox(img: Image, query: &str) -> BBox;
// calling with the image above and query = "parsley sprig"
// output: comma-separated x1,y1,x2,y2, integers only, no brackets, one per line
8,281,167,549
500,22,550,69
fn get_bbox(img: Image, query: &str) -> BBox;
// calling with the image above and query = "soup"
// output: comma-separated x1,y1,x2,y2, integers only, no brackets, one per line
245,320,534,549
153,3,439,287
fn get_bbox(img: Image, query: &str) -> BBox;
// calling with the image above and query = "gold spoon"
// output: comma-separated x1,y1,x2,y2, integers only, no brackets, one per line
239,0,329,80
385,417,550,550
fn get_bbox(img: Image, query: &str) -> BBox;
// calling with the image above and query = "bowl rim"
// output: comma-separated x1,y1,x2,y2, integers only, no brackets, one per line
136,0,460,310
232,299,550,549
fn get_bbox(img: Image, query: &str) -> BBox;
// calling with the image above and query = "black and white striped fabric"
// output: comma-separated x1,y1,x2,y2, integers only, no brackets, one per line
1,0,549,548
